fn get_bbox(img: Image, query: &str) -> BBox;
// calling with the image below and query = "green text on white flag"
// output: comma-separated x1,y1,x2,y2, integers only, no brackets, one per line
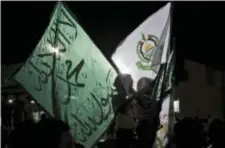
14,3,117,148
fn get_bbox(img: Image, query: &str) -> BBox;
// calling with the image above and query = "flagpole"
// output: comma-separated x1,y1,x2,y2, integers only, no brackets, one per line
169,2,175,54
159,2,174,102
167,2,176,147
51,3,62,119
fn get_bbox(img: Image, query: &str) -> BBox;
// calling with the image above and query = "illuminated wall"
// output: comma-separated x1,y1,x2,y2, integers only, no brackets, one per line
176,60,224,118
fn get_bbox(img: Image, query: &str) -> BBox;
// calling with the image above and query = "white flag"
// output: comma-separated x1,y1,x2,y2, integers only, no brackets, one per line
112,3,171,90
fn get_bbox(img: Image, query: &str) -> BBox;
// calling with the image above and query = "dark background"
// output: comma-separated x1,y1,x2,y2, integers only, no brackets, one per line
2,2,225,81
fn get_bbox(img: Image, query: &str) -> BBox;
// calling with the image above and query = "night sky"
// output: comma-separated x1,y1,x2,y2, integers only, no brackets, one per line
2,2,225,79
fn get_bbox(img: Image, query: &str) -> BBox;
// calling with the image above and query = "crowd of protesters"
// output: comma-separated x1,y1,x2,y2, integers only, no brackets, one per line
2,75,225,148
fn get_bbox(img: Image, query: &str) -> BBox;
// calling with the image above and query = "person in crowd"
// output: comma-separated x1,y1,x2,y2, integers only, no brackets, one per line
2,125,10,148
111,74,134,113
40,113,47,121
208,118,225,148
8,118,35,148
2,101,12,148
111,74,138,148
174,117,205,148
133,77,161,148
115,99,135,148
8,118,84,148
35,118,85,148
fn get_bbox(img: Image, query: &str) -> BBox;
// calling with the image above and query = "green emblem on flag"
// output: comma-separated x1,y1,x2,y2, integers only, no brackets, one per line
136,33,159,70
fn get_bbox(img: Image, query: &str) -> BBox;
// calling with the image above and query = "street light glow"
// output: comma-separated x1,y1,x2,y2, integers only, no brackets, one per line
30,100,35,104
8,99,13,104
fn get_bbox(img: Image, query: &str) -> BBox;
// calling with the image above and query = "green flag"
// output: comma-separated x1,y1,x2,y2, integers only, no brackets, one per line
14,2,118,148
153,51,175,148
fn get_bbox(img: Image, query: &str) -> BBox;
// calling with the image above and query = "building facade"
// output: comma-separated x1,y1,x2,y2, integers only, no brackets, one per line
175,60,225,119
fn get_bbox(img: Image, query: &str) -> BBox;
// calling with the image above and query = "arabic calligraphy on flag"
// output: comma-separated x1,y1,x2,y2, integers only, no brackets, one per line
14,2,118,148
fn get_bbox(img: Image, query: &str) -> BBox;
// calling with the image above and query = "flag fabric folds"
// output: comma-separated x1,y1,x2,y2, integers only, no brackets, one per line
111,2,173,148
112,2,171,91
155,51,175,148
14,2,118,148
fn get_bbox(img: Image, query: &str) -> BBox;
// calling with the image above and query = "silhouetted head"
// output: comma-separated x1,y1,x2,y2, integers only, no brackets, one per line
174,117,205,148
208,118,225,148
34,118,72,148
112,74,134,113
114,74,134,95
41,113,47,121
8,119,35,148
135,77,157,110
9,118,80,148
136,77,155,94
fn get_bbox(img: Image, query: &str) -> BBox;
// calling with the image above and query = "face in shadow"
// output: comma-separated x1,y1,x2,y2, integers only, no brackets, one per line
136,77,154,94
111,74,134,113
